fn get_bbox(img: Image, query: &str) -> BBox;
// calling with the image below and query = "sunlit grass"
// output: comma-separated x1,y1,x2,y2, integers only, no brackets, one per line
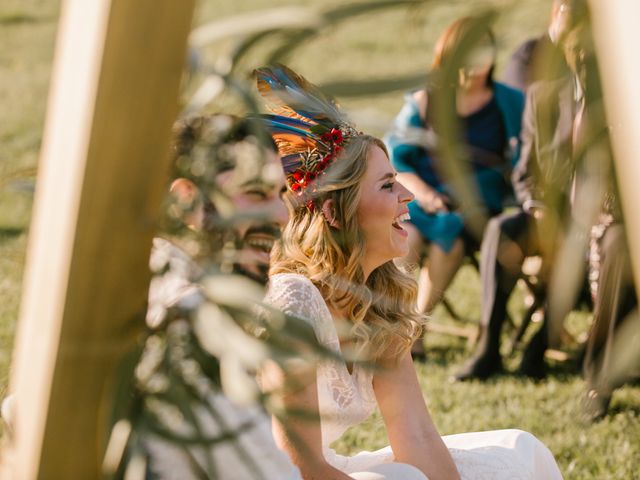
1,0,638,478
0,0,60,401
335,343,640,479
333,266,640,480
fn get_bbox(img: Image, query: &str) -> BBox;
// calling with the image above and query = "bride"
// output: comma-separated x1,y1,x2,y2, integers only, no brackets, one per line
259,65,563,480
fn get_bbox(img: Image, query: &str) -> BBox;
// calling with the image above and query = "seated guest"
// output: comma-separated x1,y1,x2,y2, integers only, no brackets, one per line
385,16,524,358
133,114,302,480
1,115,302,479
259,64,563,480
0,115,303,479
454,0,595,381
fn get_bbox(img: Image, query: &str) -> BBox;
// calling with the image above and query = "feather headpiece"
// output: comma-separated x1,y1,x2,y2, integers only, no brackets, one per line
254,64,360,208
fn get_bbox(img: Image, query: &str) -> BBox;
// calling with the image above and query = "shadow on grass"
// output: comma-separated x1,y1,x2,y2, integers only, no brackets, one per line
546,358,583,377
0,13,44,26
607,403,640,417
420,342,468,367
0,227,25,242
423,344,587,384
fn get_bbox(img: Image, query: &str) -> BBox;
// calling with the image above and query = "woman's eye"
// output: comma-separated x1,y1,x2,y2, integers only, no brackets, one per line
382,182,394,190
246,190,268,199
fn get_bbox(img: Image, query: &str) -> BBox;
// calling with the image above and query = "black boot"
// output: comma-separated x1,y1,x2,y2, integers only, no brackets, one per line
519,319,548,379
454,213,524,381
453,298,506,381
452,278,510,381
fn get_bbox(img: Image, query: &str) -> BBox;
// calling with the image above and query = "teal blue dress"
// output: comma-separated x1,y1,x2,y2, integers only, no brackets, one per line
385,82,524,252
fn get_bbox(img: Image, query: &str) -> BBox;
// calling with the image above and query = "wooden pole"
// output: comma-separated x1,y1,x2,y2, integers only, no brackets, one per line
5,0,195,477
589,0,640,302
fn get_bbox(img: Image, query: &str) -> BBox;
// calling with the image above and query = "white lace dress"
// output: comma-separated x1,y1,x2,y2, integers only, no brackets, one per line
266,273,564,480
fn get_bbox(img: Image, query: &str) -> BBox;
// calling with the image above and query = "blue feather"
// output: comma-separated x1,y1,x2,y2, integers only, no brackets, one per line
255,64,345,127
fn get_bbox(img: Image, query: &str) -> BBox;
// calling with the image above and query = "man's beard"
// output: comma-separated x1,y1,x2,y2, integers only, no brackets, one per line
233,262,270,285
232,223,281,285
202,211,279,286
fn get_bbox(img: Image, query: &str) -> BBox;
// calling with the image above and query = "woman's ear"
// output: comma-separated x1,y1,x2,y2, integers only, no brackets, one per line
321,198,340,229
169,178,204,230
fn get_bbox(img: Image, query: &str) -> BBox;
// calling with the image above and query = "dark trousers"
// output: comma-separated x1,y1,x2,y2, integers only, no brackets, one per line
473,209,549,369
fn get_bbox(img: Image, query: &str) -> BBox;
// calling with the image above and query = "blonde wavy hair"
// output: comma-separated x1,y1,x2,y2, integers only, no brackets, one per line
270,135,425,360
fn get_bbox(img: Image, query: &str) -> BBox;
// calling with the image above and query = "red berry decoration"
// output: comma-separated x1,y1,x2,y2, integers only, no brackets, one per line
330,128,343,144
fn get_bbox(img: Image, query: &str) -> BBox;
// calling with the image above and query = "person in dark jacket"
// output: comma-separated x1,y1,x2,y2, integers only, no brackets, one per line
454,0,593,381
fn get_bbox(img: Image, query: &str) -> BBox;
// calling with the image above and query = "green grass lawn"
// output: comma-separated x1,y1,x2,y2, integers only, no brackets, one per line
334,268,640,479
0,0,60,398
1,0,639,478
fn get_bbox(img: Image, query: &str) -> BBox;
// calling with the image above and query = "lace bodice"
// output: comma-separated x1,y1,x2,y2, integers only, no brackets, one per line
265,274,377,453
265,274,564,479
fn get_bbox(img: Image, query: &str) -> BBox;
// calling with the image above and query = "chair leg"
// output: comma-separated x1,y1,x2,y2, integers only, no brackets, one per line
504,264,548,355
507,300,540,355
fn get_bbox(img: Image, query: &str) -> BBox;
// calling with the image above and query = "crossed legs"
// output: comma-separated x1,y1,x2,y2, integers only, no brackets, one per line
454,210,535,380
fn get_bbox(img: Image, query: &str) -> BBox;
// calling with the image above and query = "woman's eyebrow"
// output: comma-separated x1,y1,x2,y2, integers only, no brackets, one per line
378,172,396,182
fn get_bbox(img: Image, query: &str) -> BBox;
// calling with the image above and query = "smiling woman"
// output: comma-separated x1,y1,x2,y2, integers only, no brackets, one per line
257,65,563,480
271,133,422,361
355,144,414,278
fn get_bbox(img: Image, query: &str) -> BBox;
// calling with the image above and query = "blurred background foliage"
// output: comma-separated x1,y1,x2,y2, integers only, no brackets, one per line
1,0,639,478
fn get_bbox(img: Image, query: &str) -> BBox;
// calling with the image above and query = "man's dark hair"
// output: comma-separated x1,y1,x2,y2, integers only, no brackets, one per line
171,113,277,183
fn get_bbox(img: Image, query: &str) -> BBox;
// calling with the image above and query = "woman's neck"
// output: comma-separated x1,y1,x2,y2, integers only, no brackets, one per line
361,264,373,283
360,251,384,282
456,84,493,117
460,80,490,94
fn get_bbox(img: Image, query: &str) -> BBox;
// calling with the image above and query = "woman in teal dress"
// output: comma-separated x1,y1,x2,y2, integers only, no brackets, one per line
385,17,524,357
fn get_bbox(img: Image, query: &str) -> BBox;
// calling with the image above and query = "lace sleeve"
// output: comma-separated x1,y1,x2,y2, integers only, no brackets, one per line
265,274,335,346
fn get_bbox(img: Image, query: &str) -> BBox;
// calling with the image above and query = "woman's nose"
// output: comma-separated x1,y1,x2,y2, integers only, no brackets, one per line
398,182,414,204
